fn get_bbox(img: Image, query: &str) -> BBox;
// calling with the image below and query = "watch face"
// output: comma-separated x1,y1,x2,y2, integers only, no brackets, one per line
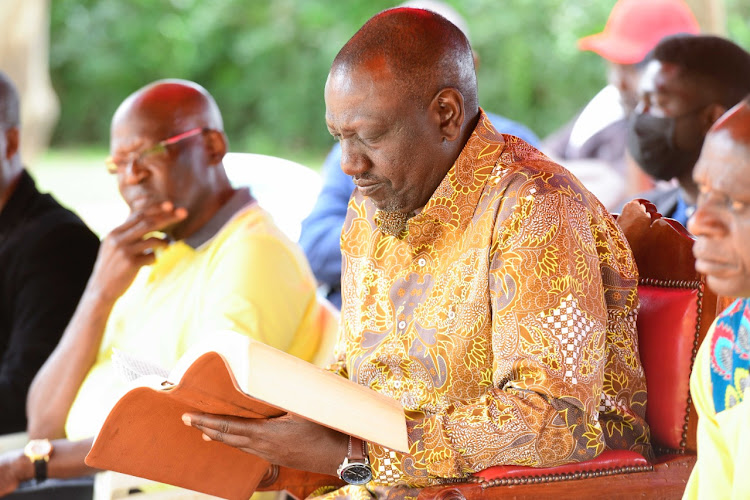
341,463,373,485
24,440,52,460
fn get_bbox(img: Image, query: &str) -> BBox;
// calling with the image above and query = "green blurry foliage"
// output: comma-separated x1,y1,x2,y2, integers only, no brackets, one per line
726,0,750,52
49,1,750,162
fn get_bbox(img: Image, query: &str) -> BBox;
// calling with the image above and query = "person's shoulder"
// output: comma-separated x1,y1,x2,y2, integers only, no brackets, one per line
36,197,93,227
485,111,540,147
5,210,98,282
493,139,607,210
207,203,317,282
222,202,286,238
497,136,566,176
212,202,302,256
21,197,98,251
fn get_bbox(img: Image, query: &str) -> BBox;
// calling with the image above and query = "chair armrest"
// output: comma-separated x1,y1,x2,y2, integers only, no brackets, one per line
474,449,650,484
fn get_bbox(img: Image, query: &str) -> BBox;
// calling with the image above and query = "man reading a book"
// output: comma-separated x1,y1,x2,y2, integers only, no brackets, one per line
0,79,337,497
182,7,652,497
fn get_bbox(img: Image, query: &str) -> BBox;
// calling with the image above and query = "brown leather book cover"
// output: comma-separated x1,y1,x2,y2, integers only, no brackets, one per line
86,344,408,500
86,352,283,500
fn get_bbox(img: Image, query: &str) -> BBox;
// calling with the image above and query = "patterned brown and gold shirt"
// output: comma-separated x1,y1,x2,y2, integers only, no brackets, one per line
332,111,651,488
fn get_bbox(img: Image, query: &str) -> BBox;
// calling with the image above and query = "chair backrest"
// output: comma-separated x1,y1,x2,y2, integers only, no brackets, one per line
616,199,725,455
223,152,322,242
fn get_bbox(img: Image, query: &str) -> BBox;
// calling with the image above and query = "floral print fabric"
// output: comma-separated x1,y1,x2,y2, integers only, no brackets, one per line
334,111,651,487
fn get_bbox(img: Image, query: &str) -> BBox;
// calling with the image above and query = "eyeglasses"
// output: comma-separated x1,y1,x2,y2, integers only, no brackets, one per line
105,127,206,174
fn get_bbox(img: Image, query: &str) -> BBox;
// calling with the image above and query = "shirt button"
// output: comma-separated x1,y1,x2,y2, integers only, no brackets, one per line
448,311,456,320
398,320,407,329
417,258,426,267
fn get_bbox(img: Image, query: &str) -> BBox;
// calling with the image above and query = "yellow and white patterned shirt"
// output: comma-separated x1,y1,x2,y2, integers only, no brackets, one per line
333,111,651,488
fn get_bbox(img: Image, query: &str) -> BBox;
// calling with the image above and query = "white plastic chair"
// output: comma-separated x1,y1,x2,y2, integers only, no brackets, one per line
223,152,321,242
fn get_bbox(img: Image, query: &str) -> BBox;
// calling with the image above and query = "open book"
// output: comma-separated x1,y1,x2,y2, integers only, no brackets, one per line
85,332,408,500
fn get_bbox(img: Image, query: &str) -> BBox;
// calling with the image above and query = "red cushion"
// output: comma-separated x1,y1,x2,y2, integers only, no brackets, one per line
474,450,648,481
637,285,699,451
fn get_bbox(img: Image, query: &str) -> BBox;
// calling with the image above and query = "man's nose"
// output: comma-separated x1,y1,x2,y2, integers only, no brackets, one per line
339,140,368,177
687,200,729,239
121,157,149,184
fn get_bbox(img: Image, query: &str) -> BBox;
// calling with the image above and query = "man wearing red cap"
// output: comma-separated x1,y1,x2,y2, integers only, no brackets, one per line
543,0,699,209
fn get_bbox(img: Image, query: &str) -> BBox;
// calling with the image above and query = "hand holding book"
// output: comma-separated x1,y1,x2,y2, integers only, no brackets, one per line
182,411,349,477
86,332,408,500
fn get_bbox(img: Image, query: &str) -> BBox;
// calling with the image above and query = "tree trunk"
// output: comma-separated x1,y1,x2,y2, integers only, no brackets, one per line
0,0,59,166
685,0,727,35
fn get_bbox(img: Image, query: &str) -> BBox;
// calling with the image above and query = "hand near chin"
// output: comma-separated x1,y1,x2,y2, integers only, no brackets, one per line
88,201,188,303
181,412,348,476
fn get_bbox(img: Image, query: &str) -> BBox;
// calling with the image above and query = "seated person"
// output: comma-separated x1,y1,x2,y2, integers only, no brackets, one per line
624,34,750,226
684,97,750,498
298,0,540,309
0,72,98,434
185,8,651,497
544,0,700,209
0,79,337,497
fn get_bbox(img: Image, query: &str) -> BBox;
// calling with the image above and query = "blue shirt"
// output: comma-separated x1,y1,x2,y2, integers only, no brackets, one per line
298,111,540,308
671,191,696,228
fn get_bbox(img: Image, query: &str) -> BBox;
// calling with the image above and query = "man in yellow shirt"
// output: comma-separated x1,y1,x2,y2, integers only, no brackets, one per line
184,8,650,496
0,79,336,497
684,97,750,499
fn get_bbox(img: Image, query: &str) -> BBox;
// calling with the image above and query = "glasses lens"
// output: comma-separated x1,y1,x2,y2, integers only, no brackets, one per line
105,157,121,174
138,144,168,164
105,128,205,174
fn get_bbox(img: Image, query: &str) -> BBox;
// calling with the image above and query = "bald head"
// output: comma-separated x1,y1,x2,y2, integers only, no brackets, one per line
324,8,481,216
0,72,20,131
0,72,22,207
112,79,223,139
708,96,750,148
399,0,471,42
109,79,234,241
332,7,477,113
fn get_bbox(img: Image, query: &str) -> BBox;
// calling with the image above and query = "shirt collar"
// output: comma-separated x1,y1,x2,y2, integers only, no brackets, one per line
183,187,254,249
398,110,506,242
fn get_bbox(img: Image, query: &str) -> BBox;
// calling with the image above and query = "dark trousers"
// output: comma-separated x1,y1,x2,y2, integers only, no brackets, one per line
6,476,94,500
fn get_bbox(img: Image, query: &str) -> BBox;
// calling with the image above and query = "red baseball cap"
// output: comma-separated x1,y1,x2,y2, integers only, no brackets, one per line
578,0,700,64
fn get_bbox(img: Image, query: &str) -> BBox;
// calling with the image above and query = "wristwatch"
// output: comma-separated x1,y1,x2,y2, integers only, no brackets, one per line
336,436,372,485
23,439,53,482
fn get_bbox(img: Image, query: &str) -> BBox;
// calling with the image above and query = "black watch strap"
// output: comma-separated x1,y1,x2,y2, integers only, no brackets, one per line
33,459,48,482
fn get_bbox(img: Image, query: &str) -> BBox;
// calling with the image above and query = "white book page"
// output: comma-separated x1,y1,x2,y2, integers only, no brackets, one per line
245,338,409,453
112,329,252,392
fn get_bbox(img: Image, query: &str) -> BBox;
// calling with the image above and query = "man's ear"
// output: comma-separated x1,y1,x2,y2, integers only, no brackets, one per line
4,127,19,160
204,129,228,165
432,88,464,142
703,103,728,133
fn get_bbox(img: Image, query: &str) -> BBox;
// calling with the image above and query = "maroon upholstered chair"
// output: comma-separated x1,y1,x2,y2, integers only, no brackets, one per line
414,200,728,500
261,200,727,500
